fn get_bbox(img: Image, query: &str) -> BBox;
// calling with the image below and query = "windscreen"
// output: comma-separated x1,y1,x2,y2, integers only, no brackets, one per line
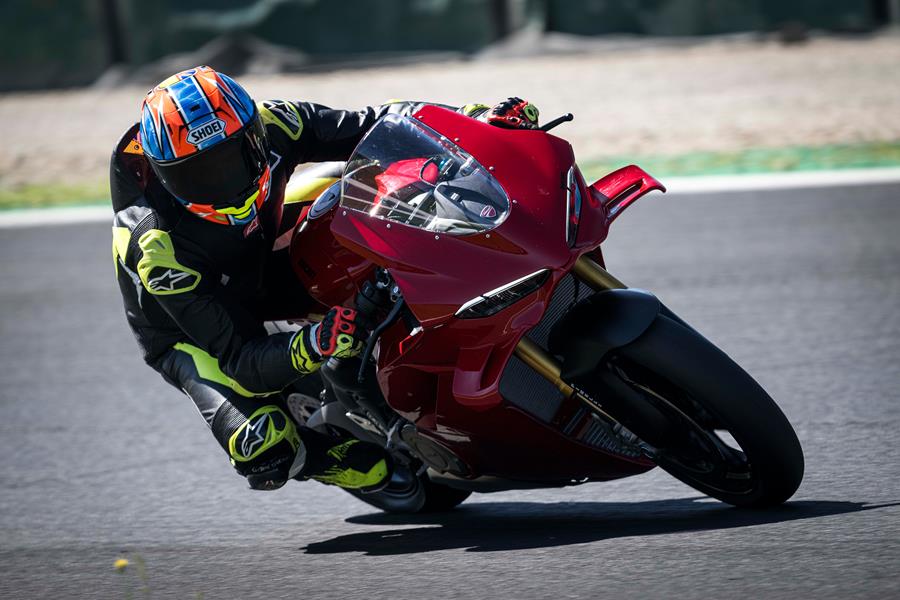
341,114,510,235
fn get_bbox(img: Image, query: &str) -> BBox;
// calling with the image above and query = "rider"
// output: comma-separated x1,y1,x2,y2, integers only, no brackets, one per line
110,66,540,492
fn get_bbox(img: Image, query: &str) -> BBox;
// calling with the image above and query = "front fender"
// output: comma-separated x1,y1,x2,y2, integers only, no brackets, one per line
548,288,661,381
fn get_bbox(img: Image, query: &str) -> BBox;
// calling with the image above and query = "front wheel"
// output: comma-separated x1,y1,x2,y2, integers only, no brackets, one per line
583,314,804,507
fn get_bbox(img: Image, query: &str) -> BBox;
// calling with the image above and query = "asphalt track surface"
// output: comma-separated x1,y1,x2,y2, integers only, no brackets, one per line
1,182,899,599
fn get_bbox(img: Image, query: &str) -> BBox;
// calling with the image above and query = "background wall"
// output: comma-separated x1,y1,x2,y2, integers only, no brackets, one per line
1,0,892,91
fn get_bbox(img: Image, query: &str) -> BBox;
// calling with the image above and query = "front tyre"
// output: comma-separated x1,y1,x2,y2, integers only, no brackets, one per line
589,314,804,507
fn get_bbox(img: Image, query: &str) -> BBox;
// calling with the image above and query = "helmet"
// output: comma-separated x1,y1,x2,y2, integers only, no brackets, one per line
139,66,270,226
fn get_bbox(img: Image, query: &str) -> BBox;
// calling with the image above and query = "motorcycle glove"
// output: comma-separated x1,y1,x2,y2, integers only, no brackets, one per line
290,306,366,374
485,97,540,130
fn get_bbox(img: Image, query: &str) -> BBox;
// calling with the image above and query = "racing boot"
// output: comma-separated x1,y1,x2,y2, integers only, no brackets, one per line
291,427,392,493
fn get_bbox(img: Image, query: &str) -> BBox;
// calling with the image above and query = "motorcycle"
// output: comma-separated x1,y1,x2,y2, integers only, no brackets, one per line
283,106,804,512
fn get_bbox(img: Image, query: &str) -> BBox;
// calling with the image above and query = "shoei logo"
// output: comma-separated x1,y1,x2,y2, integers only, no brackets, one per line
186,118,226,146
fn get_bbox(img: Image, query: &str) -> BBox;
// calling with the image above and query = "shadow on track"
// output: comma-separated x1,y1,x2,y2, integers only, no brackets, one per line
302,497,899,555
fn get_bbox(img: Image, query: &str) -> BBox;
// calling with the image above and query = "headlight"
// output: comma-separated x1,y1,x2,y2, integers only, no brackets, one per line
455,269,551,319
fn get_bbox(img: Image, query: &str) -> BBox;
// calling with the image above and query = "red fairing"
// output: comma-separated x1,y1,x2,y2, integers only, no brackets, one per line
330,106,577,325
373,270,653,481
289,106,660,482
289,201,375,310
590,164,666,224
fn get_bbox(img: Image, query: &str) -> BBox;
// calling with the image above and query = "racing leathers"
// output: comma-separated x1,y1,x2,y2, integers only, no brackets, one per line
111,99,491,490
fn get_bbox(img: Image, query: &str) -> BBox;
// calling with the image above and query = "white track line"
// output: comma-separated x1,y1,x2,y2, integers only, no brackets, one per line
0,205,111,229
662,167,900,194
2,167,900,229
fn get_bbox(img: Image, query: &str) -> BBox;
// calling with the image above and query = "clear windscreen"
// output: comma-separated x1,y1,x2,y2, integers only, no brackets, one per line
341,114,510,234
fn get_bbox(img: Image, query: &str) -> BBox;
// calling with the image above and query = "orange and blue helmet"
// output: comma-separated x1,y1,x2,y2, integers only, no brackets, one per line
139,66,270,226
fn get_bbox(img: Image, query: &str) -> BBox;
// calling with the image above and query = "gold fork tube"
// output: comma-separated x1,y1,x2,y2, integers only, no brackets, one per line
571,255,627,291
513,337,614,418
511,254,627,414
512,254,627,391
514,336,575,397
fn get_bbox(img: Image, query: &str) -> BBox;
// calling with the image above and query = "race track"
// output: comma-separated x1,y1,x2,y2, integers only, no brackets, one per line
1,182,899,599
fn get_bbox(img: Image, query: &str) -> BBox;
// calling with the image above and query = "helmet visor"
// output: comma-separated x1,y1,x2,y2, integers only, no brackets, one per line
151,116,268,208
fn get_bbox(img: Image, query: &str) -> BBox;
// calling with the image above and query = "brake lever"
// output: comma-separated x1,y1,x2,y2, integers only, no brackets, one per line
356,297,406,384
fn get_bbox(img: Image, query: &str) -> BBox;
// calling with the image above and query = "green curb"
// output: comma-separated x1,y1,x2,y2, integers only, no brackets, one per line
0,181,110,211
580,141,900,181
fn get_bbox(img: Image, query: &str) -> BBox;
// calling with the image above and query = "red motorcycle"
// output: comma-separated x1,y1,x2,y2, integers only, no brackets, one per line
284,106,804,512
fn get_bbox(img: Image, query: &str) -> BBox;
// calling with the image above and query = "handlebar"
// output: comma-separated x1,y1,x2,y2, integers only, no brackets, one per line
540,113,574,132
357,296,406,384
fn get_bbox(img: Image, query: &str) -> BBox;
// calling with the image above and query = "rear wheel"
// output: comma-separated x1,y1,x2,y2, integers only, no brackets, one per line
583,314,804,507
344,464,472,513
422,478,473,512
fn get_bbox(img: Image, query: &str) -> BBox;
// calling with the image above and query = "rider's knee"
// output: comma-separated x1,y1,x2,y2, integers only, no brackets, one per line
211,401,302,491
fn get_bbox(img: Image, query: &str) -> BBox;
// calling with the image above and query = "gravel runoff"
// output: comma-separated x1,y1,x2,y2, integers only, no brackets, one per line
1,33,899,190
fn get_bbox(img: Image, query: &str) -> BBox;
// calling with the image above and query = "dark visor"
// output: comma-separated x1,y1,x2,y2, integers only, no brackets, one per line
153,117,268,207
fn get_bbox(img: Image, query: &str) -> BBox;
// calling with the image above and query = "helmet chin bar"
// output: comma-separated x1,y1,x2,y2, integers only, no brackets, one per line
177,165,271,226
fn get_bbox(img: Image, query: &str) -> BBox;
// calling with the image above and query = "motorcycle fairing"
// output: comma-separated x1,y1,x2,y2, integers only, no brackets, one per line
591,164,666,224
330,107,577,325
291,107,659,482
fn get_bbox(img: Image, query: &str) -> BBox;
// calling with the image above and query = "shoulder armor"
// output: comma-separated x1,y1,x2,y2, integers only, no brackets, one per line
136,229,201,296
257,100,303,141
112,203,154,269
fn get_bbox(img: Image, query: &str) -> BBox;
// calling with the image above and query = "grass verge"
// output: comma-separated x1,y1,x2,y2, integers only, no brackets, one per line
0,181,109,211
2,141,899,211
580,140,900,180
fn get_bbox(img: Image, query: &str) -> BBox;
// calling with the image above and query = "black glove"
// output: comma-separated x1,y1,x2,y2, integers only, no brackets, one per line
290,306,367,374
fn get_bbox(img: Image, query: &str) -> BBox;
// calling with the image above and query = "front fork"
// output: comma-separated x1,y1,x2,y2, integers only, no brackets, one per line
512,255,626,421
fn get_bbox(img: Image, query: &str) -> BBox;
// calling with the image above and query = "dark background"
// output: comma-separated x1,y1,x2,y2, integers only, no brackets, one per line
2,0,896,91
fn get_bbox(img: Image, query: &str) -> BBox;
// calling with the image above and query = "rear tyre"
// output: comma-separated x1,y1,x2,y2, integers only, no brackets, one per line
344,465,472,513
421,479,473,512
587,314,804,507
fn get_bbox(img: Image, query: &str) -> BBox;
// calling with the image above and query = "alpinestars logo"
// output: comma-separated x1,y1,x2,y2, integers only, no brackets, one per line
243,215,260,238
148,268,193,292
261,101,302,138
275,106,299,129
240,414,269,458
186,118,226,146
